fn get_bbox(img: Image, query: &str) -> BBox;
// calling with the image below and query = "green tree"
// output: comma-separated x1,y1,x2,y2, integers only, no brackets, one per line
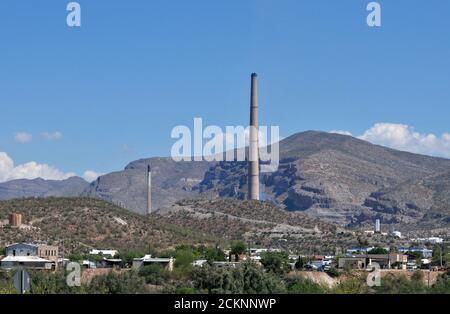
260,251,291,275
230,241,247,262
174,248,195,275
432,245,449,267
368,247,388,254
204,246,226,263
295,256,309,270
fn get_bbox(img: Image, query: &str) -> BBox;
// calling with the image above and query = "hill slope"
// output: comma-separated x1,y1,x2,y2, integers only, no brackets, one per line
0,198,217,254
0,177,89,200
155,199,356,253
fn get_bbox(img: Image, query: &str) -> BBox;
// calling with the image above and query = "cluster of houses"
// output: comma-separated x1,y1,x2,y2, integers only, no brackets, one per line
0,241,446,274
338,247,436,271
0,244,175,272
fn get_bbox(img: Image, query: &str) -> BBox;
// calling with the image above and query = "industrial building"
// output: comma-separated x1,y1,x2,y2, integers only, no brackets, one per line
1,243,58,270
339,253,408,270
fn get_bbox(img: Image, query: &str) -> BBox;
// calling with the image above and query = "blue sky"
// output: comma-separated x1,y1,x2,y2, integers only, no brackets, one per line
1,0,450,181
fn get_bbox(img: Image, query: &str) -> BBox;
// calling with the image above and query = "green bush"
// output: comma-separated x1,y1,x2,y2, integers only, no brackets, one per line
286,275,326,294
192,262,285,294
88,271,146,294
138,264,170,285
431,270,450,293
326,267,340,278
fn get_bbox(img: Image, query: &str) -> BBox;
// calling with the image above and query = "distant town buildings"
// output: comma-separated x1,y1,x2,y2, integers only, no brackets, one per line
411,237,444,244
398,247,433,258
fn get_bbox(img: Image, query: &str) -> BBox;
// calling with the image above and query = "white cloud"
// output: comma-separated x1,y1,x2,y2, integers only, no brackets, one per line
83,170,103,182
330,123,450,158
41,131,63,141
14,132,32,143
0,152,76,182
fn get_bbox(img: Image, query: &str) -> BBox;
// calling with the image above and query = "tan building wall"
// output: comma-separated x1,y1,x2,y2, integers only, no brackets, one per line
37,245,59,262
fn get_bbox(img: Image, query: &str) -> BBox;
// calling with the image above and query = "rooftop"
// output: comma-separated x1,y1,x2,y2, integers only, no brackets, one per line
1,255,51,263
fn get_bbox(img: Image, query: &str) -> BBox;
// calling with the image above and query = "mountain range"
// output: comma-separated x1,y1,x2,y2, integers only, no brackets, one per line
0,177,89,200
1,131,449,229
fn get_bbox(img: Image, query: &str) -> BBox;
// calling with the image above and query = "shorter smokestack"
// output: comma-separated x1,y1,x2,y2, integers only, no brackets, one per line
147,165,152,215
248,73,260,200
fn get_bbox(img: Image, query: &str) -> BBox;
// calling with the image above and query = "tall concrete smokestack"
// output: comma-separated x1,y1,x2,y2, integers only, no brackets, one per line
146,165,152,215
248,73,260,200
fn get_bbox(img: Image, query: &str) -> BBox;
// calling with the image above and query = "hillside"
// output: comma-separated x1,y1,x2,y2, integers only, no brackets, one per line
0,198,218,254
2,131,450,229
155,199,357,253
0,177,89,200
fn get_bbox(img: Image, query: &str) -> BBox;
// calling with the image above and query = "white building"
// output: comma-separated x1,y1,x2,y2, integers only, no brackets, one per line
1,255,53,270
192,259,208,267
411,237,444,244
89,249,119,257
132,255,174,271
375,219,381,233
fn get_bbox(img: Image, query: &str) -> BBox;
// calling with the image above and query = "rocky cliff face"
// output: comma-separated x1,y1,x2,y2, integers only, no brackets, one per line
197,131,450,227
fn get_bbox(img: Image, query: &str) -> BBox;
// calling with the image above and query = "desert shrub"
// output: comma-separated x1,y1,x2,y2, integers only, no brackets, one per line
374,273,428,294
285,275,326,294
326,267,340,278
331,277,369,294
192,262,285,294
431,270,450,294
88,270,146,294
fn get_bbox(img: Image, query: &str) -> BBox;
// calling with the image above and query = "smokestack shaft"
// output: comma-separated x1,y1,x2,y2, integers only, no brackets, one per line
248,73,260,200
147,165,152,215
